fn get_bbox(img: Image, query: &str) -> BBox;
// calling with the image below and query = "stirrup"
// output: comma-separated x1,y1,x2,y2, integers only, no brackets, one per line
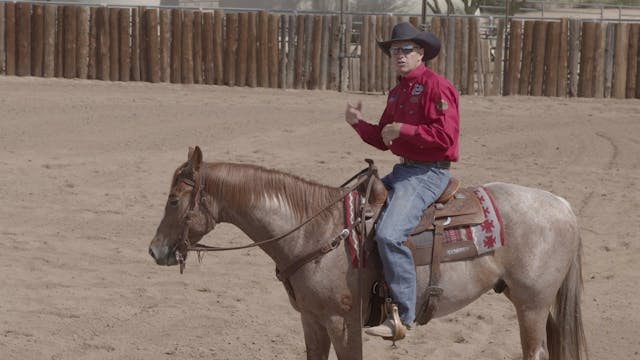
382,304,406,342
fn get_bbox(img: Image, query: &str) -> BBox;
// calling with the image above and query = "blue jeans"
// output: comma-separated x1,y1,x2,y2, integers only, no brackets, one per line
376,163,450,324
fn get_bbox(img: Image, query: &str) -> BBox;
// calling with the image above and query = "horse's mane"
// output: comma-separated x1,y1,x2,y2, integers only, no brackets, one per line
203,162,343,221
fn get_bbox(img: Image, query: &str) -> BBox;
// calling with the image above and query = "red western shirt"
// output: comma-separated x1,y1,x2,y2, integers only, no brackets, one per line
352,63,459,162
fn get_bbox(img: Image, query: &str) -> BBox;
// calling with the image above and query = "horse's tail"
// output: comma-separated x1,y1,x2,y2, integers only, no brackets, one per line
547,237,588,360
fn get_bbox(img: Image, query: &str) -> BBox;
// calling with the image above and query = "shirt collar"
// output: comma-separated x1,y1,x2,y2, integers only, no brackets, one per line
398,63,427,84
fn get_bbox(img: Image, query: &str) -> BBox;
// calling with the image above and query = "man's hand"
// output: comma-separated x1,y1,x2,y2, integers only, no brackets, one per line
345,101,363,125
381,123,401,146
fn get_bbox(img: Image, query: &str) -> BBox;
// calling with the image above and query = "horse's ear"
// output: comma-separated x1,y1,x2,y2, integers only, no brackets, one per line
188,146,203,171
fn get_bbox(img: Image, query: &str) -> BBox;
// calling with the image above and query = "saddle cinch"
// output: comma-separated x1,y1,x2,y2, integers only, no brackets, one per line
363,176,485,325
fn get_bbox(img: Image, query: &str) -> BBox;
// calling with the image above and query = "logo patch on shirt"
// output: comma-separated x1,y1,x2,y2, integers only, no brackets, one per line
436,100,448,110
411,84,424,96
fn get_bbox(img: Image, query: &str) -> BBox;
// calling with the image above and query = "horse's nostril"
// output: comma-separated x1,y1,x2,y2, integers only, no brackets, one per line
148,247,156,260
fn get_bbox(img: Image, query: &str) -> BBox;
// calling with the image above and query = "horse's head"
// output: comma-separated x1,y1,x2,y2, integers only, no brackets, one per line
149,146,218,266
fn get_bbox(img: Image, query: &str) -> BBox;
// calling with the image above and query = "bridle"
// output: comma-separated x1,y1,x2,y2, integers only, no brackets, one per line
173,160,379,274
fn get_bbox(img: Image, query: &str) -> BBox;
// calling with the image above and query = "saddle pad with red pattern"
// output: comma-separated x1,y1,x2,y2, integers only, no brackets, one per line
443,186,504,254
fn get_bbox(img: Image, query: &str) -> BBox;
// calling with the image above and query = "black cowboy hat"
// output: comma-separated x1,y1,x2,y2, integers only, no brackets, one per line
377,22,441,61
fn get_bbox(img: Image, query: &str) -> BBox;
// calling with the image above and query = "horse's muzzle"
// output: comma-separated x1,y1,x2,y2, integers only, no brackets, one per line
148,244,179,266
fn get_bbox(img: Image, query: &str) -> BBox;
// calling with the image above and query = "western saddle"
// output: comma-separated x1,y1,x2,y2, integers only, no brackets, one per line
363,176,485,325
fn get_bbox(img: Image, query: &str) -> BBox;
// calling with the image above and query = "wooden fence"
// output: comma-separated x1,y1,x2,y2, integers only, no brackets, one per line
0,2,639,98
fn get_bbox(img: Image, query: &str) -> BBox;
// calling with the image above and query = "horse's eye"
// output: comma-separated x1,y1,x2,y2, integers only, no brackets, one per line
168,197,179,207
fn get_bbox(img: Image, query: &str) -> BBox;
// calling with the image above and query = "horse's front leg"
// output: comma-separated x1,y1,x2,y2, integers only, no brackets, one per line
325,314,363,360
301,313,331,360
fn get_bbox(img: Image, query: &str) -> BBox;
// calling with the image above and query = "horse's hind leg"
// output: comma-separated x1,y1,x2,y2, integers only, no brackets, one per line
512,301,551,360
301,314,331,360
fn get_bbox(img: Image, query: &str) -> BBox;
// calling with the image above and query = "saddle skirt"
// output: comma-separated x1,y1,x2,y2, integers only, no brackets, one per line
358,177,504,267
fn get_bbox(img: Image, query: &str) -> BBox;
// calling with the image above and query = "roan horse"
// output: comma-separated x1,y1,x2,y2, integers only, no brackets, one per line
149,146,587,360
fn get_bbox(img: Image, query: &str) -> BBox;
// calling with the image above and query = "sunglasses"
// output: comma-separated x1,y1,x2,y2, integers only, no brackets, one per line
389,45,421,55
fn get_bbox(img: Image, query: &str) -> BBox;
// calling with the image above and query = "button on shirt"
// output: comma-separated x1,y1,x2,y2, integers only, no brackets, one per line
352,63,459,162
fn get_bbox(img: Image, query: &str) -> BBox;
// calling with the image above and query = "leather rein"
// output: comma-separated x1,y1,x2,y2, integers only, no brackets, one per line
174,160,378,275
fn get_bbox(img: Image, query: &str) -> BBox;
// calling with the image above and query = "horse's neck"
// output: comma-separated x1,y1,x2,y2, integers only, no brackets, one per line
208,164,342,262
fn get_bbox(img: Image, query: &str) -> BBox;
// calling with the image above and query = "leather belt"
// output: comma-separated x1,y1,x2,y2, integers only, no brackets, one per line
400,158,451,169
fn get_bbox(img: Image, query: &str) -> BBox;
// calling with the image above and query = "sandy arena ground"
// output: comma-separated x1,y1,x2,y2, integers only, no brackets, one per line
1,76,639,359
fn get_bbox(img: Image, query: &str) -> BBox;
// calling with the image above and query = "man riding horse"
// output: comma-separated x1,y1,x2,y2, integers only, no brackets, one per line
345,22,460,339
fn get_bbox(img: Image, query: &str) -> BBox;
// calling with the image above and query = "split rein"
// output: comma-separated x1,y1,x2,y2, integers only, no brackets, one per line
175,160,379,274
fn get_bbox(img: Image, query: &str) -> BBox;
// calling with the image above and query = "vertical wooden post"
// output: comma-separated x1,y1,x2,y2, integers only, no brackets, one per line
16,2,31,76
159,9,171,82
224,12,237,86
55,6,64,77
146,9,160,83
578,21,596,97
193,11,202,84
342,14,353,92
170,9,182,83
568,19,581,97
430,17,441,75
236,11,249,87
63,6,78,79
461,18,471,94
278,14,287,89
604,23,615,98
505,19,522,96
293,14,304,89
118,8,130,82
627,24,639,98
213,10,224,85
76,6,90,79
108,7,118,80
310,15,322,90
556,19,569,97
320,15,329,90
476,18,488,96
182,10,194,84
444,17,455,84
593,22,607,98
139,7,148,82
257,11,269,87
303,15,313,89
531,21,547,96
544,21,561,97
268,13,279,88
246,11,257,87
0,4,5,74
360,15,369,92
519,21,534,95
378,15,389,92
328,14,340,91
31,4,44,77
612,23,629,99
43,4,56,78
131,7,140,81
202,11,214,85
491,19,505,95
287,14,296,89
451,18,464,94
464,18,482,95
367,16,377,92
96,6,110,80
5,2,15,76
438,17,450,76
373,15,382,92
